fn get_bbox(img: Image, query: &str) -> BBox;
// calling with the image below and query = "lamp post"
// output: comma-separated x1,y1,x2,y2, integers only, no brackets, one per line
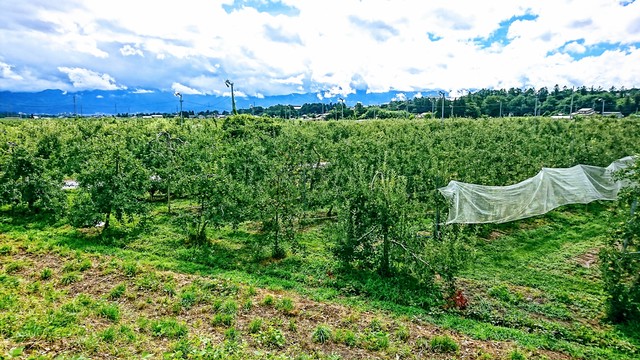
438,91,445,124
225,80,237,115
174,92,183,125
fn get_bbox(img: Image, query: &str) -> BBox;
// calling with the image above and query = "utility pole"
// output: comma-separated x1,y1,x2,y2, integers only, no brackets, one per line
439,91,445,124
569,88,574,118
339,98,344,119
73,94,77,118
174,92,183,125
225,80,237,115
499,101,503,117
601,98,605,114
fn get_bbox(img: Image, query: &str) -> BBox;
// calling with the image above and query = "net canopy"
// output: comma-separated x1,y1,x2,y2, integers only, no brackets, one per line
438,157,635,224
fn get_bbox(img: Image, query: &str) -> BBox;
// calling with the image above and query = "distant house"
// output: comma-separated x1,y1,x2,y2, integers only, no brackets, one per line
571,108,596,117
602,111,623,118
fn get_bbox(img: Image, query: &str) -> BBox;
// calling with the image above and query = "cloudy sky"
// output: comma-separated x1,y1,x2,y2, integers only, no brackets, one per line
1,0,639,99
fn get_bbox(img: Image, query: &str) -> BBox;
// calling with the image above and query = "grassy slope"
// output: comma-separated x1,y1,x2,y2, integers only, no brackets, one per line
0,201,638,359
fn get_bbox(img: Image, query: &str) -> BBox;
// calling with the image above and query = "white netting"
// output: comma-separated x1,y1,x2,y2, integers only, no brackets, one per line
438,157,635,224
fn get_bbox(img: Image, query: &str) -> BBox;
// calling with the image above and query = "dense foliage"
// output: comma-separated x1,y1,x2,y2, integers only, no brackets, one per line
233,86,640,120
600,159,640,323
1,115,639,305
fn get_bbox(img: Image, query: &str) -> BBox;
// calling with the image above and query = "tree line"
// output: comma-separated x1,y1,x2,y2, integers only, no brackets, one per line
237,86,640,120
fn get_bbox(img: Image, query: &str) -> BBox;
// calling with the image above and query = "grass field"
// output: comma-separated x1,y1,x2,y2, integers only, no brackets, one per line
1,199,638,359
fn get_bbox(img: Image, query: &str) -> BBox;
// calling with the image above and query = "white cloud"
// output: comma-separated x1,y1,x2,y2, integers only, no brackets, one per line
392,93,407,102
120,44,144,57
96,95,104,98
1,0,639,95
171,82,203,95
131,89,154,94
0,62,23,81
564,41,587,54
58,67,126,90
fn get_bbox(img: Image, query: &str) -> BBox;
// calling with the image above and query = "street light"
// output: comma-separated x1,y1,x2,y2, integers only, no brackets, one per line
174,92,183,125
225,79,237,115
438,91,445,124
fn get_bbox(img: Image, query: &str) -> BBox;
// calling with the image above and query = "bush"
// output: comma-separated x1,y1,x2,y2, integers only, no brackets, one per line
312,324,332,344
429,335,459,353
600,159,640,323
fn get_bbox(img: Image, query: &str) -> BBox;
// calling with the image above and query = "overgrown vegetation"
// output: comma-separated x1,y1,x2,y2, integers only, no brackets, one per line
600,159,640,323
1,115,639,359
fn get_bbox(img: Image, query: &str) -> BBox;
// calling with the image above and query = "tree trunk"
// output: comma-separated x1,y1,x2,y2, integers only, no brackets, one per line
380,232,390,276
103,209,111,233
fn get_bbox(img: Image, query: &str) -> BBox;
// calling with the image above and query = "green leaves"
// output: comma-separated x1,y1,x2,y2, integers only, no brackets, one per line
600,157,640,323
70,127,149,232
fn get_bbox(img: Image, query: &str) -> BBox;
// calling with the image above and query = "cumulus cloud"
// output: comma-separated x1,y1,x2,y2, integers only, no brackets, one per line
1,0,639,95
131,89,154,94
171,82,203,95
0,62,23,80
564,41,587,54
119,44,144,57
58,67,126,90
392,93,407,102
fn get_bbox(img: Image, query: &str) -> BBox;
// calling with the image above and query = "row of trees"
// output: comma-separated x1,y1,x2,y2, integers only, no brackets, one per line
1,115,639,309
236,86,640,120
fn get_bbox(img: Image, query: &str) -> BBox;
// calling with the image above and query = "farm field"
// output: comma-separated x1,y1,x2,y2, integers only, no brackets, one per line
1,116,639,359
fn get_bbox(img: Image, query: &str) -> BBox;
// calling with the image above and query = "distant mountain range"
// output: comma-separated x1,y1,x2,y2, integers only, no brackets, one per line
0,89,443,116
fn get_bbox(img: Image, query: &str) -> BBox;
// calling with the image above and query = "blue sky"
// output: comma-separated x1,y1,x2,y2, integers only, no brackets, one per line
1,0,639,100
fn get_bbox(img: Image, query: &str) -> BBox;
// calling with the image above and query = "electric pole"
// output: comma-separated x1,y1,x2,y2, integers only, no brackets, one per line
174,92,183,125
225,80,237,115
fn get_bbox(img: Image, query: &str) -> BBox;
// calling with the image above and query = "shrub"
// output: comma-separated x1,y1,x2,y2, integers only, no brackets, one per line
108,283,126,300
262,295,275,306
96,303,121,322
429,335,459,353
5,261,26,274
60,272,80,285
599,158,640,323
509,349,528,360
248,318,263,334
258,327,285,349
276,297,295,314
312,324,332,344
122,261,139,277
395,324,410,342
150,318,188,339
212,314,235,327
334,329,356,347
40,268,53,280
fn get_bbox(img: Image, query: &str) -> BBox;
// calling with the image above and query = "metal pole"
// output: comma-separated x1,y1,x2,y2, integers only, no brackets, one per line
601,99,605,114
174,92,183,125
569,88,574,118
439,91,445,123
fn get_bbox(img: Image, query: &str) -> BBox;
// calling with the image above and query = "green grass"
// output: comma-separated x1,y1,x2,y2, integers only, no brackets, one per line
0,201,638,359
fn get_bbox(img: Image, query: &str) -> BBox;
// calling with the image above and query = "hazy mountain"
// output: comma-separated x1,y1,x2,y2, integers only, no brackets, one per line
0,89,441,116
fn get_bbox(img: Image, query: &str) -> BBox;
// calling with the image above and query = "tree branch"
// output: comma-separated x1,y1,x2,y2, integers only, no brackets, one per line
389,239,430,267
